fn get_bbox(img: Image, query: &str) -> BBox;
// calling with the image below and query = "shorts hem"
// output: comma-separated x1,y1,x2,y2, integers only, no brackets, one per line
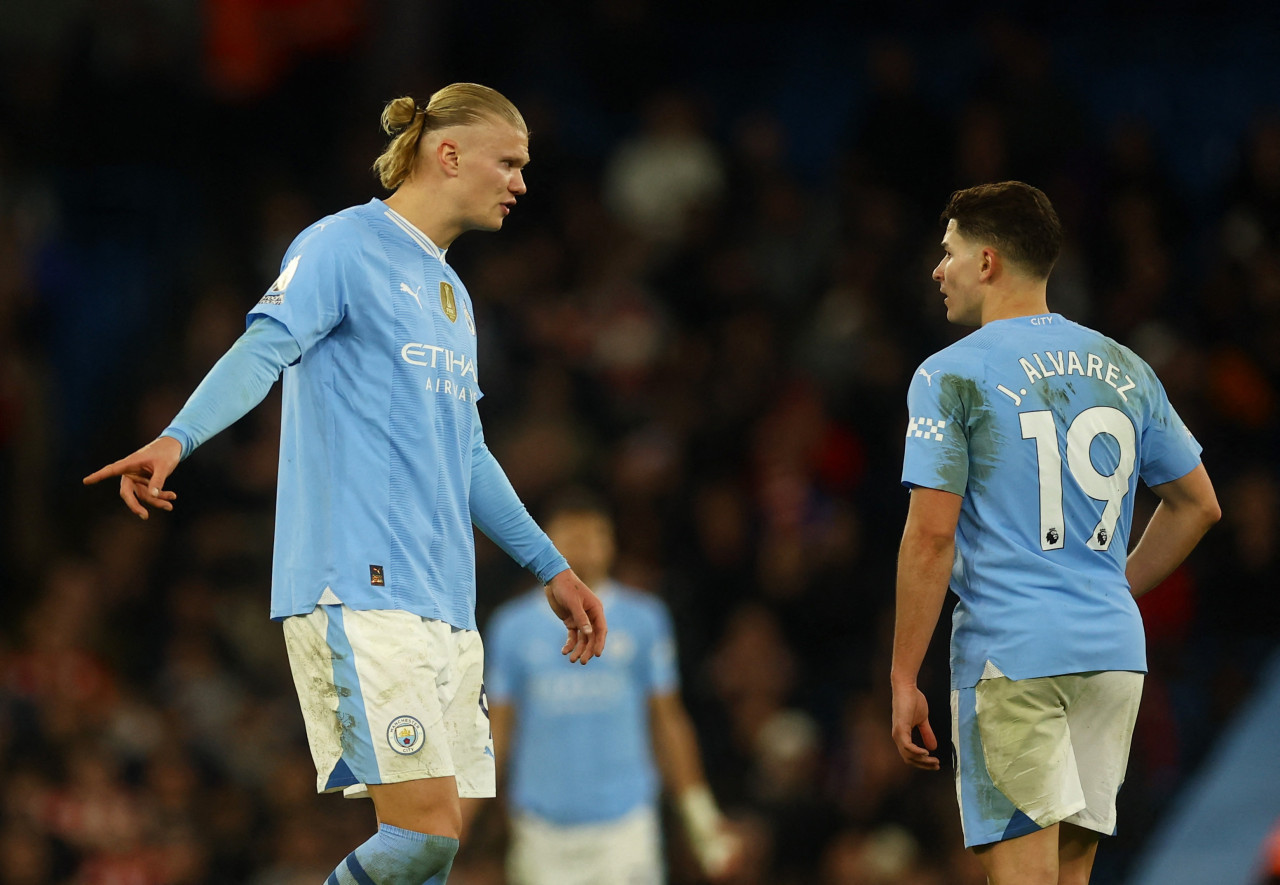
325,768,460,794
962,800,1090,848
1062,813,1117,837
319,775,360,794
458,785,497,800
966,816,1040,848
1028,799,1087,830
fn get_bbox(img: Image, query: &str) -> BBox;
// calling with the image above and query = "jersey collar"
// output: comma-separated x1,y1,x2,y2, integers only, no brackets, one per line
381,203,449,264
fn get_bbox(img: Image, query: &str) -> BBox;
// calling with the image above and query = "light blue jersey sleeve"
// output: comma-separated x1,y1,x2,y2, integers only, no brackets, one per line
1136,375,1203,486
248,216,355,353
469,409,569,584
901,356,974,495
163,316,301,459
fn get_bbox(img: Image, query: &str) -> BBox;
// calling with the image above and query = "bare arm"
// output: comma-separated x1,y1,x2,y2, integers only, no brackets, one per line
649,692,710,797
1127,463,1221,598
649,692,741,879
82,316,298,518
890,486,962,771
469,412,606,664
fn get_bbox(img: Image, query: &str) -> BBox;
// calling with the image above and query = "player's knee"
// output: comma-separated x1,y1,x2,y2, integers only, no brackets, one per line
400,809,462,843
333,824,459,885
393,827,459,883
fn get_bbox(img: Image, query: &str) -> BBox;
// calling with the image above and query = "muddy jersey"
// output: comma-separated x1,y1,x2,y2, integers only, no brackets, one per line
902,313,1202,688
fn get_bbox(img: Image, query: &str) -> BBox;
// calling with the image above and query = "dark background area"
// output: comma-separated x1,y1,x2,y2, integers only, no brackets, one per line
2,1,1279,882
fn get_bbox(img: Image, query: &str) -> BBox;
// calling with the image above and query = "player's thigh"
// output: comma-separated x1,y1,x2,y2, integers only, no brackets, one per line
459,796,488,840
367,776,462,840
973,824,1060,885
1058,822,1102,885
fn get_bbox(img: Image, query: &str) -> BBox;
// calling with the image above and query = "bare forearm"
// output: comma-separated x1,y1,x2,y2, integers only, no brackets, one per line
651,693,739,876
891,529,954,688
1127,500,1218,598
650,695,707,796
1127,464,1220,598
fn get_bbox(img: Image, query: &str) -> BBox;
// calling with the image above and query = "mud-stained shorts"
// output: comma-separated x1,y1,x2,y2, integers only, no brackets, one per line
951,669,1143,847
507,805,664,885
283,605,495,799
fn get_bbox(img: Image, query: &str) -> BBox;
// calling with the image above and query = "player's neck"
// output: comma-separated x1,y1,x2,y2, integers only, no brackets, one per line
384,187,461,250
980,285,1050,325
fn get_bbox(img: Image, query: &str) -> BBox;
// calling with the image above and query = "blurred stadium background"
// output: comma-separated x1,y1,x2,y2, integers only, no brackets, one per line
2,1,1279,883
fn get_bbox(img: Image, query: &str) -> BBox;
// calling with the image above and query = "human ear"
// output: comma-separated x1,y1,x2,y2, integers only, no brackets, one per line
979,247,998,280
436,138,461,176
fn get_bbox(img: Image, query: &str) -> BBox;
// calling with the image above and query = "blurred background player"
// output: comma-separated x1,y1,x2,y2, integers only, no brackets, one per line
891,181,1220,884
84,84,607,885
483,489,742,884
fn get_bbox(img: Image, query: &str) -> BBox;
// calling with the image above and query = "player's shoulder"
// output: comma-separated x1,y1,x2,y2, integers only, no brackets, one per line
1084,323,1147,366
1052,317,1158,380
923,323,1002,366
287,202,382,255
911,330,994,392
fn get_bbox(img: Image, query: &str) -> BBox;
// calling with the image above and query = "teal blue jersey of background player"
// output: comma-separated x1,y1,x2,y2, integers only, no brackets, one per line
247,199,563,627
485,581,679,824
901,313,1203,690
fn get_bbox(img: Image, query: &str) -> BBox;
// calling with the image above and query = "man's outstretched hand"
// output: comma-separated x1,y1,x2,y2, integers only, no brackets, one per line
544,569,607,664
83,436,182,520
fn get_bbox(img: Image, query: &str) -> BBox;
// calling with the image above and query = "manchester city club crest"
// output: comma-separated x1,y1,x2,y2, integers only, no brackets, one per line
387,715,425,755
439,281,458,323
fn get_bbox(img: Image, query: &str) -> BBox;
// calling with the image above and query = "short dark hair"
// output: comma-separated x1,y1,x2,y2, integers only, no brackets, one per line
940,181,1063,279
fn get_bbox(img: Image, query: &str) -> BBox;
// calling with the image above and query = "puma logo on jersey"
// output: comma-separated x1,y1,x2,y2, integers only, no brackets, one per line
400,282,424,311
918,368,940,386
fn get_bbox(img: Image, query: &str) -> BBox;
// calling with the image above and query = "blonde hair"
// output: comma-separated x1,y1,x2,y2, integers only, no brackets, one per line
372,83,528,191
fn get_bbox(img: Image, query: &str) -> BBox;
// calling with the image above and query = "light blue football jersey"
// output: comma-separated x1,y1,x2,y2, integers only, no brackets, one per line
901,313,1203,689
485,580,680,824
249,199,495,627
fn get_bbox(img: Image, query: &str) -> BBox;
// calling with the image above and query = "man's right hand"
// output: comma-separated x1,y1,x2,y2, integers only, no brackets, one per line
83,436,182,520
891,681,940,770
543,568,607,665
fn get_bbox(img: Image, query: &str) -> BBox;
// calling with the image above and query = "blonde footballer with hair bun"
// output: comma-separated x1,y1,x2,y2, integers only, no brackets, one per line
87,80,602,885
374,83,529,190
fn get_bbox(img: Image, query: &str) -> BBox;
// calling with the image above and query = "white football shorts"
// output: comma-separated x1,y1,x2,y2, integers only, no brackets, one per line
951,668,1143,847
507,804,664,885
282,605,495,799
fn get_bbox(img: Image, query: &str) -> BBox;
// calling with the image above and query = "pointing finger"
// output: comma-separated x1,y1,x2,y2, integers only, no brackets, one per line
84,460,129,486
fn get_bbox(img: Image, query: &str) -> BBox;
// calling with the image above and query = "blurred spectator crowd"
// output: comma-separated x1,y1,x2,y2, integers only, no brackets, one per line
2,2,1279,883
